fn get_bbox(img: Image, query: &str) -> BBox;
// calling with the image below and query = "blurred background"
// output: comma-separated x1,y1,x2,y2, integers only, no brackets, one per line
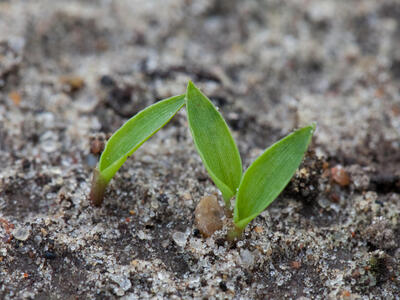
1,0,399,162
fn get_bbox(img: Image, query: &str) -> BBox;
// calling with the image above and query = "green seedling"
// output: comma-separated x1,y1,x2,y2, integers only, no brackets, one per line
89,94,185,206
89,81,315,240
186,82,315,239
186,83,242,207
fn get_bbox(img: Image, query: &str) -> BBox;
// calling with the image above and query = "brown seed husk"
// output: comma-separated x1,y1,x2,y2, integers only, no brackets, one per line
194,195,224,237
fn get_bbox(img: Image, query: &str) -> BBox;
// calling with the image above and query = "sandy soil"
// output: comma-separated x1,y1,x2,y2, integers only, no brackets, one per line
0,0,399,299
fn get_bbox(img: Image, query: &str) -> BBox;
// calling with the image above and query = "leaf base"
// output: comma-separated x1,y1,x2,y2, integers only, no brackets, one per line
226,224,244,241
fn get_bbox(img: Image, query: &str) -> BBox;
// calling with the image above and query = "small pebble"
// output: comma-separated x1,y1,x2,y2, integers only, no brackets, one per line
183,192,192,200
90,138,105,155
342,290,351,297
100,75,115,87
111,274,132,292
331,165,350,186
291,261,302,269
330,193,340,203
12,227,30,241
172,231,189,248
60,75,85,92
8,91,21,106
43,251,56,260
219,281,228,292
240,249,255,267
253,226,263,233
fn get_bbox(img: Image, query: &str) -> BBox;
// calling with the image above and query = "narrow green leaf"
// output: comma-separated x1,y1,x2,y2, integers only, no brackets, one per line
186,81,242,204
234,124,315,229
99,94,185,182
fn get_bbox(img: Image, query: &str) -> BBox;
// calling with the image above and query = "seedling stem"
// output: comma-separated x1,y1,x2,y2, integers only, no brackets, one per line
90,168,109,207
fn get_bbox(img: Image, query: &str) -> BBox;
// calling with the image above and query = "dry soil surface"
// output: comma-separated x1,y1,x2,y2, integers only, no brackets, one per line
0,0,399,299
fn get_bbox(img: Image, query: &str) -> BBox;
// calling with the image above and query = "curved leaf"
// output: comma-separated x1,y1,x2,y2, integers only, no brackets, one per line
99,94,185,182
186,81,242,204
234,124,315,229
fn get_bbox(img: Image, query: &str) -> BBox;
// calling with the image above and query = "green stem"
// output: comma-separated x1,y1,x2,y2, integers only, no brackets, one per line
226,224,243,241
89,168,109,207
222,194,232,209
224,207,233,219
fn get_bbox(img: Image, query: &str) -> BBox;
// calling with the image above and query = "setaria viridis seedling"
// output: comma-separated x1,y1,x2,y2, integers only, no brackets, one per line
185,82,315,239
89,81,315,239
89,94,185,206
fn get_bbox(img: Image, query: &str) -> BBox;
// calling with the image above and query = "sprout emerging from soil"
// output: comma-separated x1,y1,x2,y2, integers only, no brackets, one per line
89,81,315,241
186,82,315,239
89,95,185,206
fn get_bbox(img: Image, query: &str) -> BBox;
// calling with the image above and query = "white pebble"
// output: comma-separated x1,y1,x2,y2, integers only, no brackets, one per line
13,226,30,241
172,231,188,248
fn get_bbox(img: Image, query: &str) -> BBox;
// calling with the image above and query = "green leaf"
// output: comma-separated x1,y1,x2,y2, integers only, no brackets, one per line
186,81,242,204
99,94,185,182
234,124,315,229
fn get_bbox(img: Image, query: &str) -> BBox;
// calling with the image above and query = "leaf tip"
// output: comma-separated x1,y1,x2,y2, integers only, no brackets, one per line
187,80,196,90
310,121,317,132
301,122,317,137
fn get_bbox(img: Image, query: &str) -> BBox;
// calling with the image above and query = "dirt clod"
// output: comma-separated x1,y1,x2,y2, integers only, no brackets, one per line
363,219,396,250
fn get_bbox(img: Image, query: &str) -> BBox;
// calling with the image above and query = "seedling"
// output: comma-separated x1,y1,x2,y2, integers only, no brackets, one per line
89,81,315,241
89,94,185,206
186,82,315,239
